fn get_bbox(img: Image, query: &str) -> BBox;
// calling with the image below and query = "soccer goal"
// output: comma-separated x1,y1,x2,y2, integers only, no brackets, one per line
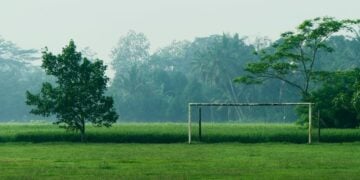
187,102,314,144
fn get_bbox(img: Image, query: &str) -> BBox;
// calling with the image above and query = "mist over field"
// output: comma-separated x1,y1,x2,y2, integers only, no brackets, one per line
2,29,360,123
0,0,359,127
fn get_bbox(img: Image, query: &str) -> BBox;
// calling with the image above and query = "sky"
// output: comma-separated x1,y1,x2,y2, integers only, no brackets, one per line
0,0,359,62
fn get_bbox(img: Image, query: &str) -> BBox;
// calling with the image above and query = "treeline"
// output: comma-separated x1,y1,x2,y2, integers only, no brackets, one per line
108,31,301,122
0,28,359,123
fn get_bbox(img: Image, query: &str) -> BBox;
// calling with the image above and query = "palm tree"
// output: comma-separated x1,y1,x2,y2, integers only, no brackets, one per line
191,34,255,120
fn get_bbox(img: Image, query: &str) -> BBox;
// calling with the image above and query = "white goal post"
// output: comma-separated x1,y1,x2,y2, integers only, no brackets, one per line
188,102,314,144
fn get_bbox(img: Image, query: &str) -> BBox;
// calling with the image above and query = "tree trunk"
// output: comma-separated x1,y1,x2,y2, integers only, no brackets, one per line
80,129,85,142
80,120,86,142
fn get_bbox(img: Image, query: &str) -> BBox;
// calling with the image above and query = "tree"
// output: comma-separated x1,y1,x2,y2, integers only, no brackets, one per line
150,40,191,73
0,37,38,64
111,30,150,73
191,34,255,118
235,17,359,98
26,40,118,141
0,37,43,121
308,69,360,128
192,34,254,98
317,35,360,70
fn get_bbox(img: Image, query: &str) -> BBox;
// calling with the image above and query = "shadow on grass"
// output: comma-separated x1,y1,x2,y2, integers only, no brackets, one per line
9,133,186,143
0,132,357,143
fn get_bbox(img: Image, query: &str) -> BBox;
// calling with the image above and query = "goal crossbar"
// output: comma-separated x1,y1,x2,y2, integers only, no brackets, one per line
188,102,314,144
189,102,312,106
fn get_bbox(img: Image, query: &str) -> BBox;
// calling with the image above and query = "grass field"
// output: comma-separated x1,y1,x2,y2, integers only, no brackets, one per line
0,123,360,143
1,142,360,179
0,123,360,179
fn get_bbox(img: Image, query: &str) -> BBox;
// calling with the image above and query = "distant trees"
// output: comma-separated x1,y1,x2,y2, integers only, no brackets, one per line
111,30,150,73
318,36,360,70
0,37,44,121
26,40,118,141
109,31,260,121
192,34,255,103
1,17,360,127
110,30,161,120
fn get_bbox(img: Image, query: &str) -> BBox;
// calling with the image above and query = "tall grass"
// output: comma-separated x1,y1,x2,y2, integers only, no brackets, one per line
0,123,359,143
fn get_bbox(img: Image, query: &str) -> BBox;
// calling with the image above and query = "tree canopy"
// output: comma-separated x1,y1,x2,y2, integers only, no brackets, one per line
235,17,360,97
26,40,118,141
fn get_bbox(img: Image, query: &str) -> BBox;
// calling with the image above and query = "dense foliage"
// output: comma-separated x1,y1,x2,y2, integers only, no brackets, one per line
309,69,360,128
26,40,118,141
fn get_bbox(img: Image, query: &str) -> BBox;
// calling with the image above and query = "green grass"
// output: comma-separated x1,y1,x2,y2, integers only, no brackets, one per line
0,142,360,179
0,123,360,143
1,123,360,178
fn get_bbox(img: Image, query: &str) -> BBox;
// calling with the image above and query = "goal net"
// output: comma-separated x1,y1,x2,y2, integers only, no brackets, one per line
187,102,313,144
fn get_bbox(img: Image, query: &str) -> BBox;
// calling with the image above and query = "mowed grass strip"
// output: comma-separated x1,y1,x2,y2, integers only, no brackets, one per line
0,123,359,143
0,143,360,179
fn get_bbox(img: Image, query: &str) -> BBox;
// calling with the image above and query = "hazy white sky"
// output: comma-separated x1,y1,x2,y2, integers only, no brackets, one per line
0,0,359,61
